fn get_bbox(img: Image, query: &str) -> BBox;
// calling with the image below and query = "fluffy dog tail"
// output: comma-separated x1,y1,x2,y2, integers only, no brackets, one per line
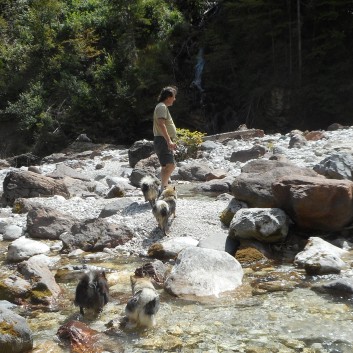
152,200,169,236
140,175,160,206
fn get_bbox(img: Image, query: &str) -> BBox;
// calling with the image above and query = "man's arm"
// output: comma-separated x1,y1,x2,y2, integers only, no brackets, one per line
157,118,176,150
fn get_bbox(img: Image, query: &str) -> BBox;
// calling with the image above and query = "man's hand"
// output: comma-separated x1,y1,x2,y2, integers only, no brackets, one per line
167,140,177,151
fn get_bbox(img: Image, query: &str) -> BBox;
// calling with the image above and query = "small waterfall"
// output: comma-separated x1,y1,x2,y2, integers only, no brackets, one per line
191,48,205,92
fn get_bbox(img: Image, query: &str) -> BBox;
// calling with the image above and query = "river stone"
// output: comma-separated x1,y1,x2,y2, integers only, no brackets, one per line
228,208,289,243
231,160,319,207
294,237,347,275
219,197,247,226
7,237,50,262
229,144,266,163
26,205,78,240
312,278,353,296
198,232,238,255
164,247,243,297
128,139,154,168
148,237,199,259
313,152,353,180
196,176,233,193
272,175,353,231
0,275,31,302
46,162,91,181
2,225,23,240
0,307,33,353
18,256,62,300
60,218,134,252
2,170,70,206
99,198,136,218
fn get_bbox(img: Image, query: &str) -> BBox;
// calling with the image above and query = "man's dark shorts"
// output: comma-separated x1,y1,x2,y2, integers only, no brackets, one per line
154,136,175,166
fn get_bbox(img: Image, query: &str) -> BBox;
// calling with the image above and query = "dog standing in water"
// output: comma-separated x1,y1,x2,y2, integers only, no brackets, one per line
74,270,109,316
152,185,177,236
124,276,160,328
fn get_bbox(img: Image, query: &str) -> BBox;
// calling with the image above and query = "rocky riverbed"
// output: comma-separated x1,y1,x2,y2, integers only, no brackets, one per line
1,125,353,353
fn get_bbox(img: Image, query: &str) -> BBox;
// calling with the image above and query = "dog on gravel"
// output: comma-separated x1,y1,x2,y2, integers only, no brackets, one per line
152,185,177,236
74,270,109,316
124,276,160,328
140,175,160,206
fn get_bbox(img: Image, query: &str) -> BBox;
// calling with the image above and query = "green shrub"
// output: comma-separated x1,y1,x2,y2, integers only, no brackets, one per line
174,128,206,161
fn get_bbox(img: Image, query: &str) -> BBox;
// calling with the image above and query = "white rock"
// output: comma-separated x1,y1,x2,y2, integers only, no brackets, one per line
7,237,50,262
3,225,23,240
165,247,243,297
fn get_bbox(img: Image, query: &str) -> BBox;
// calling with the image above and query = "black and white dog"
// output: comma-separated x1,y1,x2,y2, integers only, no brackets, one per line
125,276,160,328
74,270,109,316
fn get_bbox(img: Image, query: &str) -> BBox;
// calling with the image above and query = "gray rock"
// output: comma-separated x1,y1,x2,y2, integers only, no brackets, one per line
46,162,91,181
198,232,238,255
229,208,289,243
17,256,62,300
99,199,136,218
128,139,154,168
230,145,266,163
313,153,353,180
27,205,78,240
294,237,347,275
0,307,33,353
60,218,134,252
3,225,23,240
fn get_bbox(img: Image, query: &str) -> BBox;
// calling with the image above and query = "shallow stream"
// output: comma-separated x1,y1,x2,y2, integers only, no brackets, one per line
1,187,353,353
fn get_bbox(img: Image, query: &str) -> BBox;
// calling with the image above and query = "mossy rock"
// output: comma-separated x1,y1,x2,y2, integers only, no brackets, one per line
219,209,235,227
0,321,20,337
235,247,267,265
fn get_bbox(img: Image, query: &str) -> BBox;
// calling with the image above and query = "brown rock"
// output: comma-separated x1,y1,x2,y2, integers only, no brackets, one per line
231,160,319,207
2,171,70,206
304,130,326,141
57,321,104,353
272,175,353,231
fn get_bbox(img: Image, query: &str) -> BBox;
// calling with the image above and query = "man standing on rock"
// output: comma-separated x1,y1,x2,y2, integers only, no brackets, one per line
153,86,178,192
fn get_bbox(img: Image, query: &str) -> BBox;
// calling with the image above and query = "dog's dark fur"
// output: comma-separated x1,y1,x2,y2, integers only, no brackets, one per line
140,175,160,206
74,271,109,316
125,276,160,328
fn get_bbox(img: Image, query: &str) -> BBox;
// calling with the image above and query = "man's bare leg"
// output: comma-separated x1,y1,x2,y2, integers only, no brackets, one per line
161,163,175,189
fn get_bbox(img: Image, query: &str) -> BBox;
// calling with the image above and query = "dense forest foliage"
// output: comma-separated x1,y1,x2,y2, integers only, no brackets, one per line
0,0,352,157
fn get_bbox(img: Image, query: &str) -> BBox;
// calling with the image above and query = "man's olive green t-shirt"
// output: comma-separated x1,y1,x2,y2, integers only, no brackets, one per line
153,102,176,139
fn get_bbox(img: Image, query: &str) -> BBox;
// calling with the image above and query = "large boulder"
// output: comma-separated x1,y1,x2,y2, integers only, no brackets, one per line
272,175,353,231
231,160,319,207
128,140,154,168
2,171,70,206
60,218,134,252
178,162,221,182
27,205,78,240
164,247,243,297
